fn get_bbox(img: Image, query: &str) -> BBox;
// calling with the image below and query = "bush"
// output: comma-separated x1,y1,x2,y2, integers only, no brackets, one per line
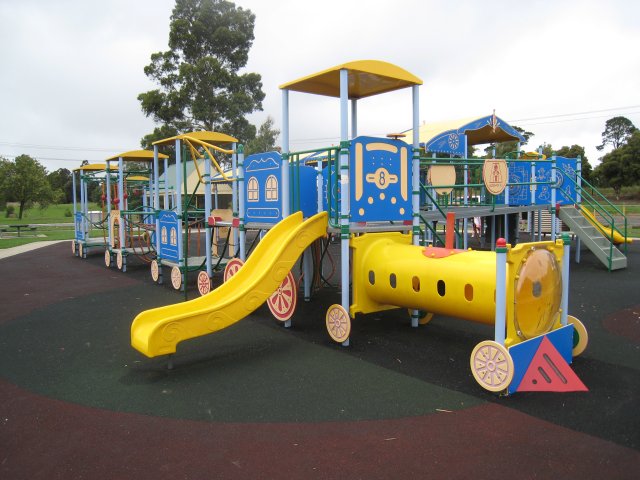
5,205,15,218
64,208,72,217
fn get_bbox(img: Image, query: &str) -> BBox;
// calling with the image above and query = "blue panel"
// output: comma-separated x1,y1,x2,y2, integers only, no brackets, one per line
291,165,317,217
425,132,466,156
322,163,340,220
555,157,578,205
508,325,574,394
494,161,531,206
244,152,282,224
158,210,180,261
75,212,84,240
349,136,412,223
534,161,553,205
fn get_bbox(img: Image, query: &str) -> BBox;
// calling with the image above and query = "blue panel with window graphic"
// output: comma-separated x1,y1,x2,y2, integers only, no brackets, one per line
494,161,532,206
158,210,180,261
245,151,317,223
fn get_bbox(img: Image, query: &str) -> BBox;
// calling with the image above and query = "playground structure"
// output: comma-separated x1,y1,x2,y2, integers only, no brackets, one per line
71,163,111,258
127,60,631,393
149,131,239,294
103,150,166,271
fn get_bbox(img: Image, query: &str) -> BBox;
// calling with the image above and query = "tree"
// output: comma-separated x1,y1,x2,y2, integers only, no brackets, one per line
555,145,593,183
244,116,280,155
483,126,534,158
47,168,73,203
0,155,56,219
596,116,637,151
138,0,265,147
593,130,640,199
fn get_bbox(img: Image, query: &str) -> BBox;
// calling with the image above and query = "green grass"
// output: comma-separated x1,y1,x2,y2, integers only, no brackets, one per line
1,202,101,224
0,203,103,249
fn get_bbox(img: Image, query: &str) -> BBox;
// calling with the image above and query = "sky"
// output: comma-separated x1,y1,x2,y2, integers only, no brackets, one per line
1,0,639,173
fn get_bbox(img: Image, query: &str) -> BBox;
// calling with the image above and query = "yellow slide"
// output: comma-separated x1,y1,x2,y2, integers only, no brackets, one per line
131,211,328,357
579,205,632,244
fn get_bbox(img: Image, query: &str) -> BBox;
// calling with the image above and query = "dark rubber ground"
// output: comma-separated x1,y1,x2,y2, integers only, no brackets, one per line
1,240,638,479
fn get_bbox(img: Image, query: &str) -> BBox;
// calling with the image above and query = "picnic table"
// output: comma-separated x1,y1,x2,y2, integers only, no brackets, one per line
0,224,37,237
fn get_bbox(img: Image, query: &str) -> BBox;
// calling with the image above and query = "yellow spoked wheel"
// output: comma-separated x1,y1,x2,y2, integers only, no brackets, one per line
267,271,297,322
568,315,588,357
223,258,244,282
197,271,211,296
104,250,111,267
170,266,182,290
470,340,514,392
326,304,351,343
78,243,84,259
71,241,76,256
150,260,159,282
116,251,124,270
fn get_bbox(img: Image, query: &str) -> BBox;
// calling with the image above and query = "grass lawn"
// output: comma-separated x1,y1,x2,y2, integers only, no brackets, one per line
0,203,102,249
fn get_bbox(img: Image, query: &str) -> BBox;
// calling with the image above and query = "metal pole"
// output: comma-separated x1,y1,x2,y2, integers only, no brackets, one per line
561,235,570,326
282,89,290,218
153,146,161,255
551,154,557,241
339,69,350,346
494,238,507,345
237,144,246,261
204,146,213,278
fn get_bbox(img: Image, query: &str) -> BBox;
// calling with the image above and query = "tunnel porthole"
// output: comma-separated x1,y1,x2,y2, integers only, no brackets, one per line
390,273,397,288
464,283,473,301
437,280,446,297
368,270,375,285
412,276,420,292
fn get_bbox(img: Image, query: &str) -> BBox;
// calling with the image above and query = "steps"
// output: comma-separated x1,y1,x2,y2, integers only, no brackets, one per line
558,205,627,271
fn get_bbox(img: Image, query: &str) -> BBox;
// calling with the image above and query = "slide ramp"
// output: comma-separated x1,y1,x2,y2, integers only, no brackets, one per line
558,205,627,271
131,211,328,357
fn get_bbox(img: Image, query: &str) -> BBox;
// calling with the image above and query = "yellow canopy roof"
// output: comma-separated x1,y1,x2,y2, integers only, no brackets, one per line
279,60,423,99
126,175,149,182
153,131,238,147
74,163,111,172
106,150,168,162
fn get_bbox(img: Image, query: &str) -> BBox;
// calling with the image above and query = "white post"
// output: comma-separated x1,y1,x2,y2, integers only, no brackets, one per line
118,157,125,251
494,238,508,345
411,85,420,247
204,146,213,278
551,154,557,241
153,146,161,255
351,99,358,139
106,162,112,248
175,140,184,269
561,235,570,326
164,157,169,209
339,69,350,346
282,89,290,218
576,155,582,204
237,144,246,261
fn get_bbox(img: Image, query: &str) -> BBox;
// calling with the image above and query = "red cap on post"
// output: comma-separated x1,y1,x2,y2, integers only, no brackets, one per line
496,237,507,249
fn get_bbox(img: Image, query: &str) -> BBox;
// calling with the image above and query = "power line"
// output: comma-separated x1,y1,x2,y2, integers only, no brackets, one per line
509,105,640,122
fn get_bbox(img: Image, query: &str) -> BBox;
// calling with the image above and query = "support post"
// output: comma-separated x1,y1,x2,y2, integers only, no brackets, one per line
339,69,350,347
494,238,508,345
561,234,570,326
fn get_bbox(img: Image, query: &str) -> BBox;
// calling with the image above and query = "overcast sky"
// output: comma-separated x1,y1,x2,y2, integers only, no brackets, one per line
1,0,639,172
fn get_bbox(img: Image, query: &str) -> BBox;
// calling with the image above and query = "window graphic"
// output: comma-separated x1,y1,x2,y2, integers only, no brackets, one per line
248,177,259,201
266,175,278,201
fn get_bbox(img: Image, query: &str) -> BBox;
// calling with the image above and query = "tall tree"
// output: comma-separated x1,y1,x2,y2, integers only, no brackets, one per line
0,155,56,219
596,116,637,151
555,145,593,183
244,116,280,155
593,130,640,199
47,168,73,203
138,0,265,147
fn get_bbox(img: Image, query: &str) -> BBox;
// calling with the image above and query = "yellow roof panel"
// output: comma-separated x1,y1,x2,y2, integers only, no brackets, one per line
279,60,423,99
127,175,150,181
153,131,238,146
106,150,168,162
74,163,110,172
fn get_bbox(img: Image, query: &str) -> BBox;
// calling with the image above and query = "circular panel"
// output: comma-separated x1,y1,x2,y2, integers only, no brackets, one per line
470,340,514,392
150,260,159,282
170,266,182,290
104,250,111,267
267,271,297,321
223,258,244,282
514,248,562,340
71,241,76,256
116,252,123,270
568,315,588,357
427,165,456,195
197,271,211,296
326,304,351,343
78,243,84,259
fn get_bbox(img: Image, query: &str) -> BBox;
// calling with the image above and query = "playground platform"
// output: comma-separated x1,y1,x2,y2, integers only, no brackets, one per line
0,240,638,479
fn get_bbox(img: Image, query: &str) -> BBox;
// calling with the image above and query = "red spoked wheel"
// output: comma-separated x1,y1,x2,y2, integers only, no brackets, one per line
223,258,244,282
267,271,297,322
197,271,211,296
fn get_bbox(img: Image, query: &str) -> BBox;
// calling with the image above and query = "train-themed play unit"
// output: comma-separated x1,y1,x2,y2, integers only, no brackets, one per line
74,60,632,394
